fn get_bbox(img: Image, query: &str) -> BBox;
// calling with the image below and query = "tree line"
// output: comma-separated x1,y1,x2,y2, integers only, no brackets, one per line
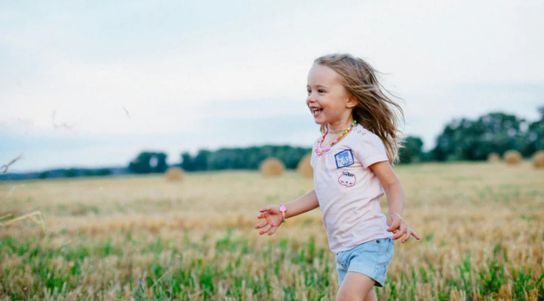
127,108,543,173
1,108,542,180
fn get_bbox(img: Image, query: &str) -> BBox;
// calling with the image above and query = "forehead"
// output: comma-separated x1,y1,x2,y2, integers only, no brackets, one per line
307,63,343,86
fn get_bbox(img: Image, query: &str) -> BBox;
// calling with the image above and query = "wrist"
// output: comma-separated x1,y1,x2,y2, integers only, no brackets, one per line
279,204,287,223
388,212,403,219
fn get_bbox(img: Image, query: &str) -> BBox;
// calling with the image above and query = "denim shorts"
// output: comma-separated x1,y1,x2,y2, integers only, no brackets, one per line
335,237,394,288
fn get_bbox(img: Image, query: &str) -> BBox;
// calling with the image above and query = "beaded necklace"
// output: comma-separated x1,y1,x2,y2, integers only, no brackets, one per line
314,120,357,156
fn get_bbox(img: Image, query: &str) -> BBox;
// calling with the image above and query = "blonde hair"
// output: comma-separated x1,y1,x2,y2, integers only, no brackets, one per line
314,53,404,164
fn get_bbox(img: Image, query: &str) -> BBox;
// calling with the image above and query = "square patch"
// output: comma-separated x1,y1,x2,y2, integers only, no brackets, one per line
334,149,354,168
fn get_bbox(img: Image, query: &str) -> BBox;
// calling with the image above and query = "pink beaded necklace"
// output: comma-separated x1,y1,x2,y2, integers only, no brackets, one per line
314,120,357,156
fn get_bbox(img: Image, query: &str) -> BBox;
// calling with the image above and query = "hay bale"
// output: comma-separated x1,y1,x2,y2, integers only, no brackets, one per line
297,153,313,178
260,158,284,177
165,167,184,181
532,150,544,169
487,153,500,162
503,150,522,165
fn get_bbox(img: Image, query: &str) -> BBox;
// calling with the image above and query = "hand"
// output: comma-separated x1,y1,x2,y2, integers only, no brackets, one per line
255,205,283,236
387,213,421,243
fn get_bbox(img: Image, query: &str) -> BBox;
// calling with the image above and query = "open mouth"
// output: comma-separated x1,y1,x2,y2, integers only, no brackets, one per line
310,107,323,117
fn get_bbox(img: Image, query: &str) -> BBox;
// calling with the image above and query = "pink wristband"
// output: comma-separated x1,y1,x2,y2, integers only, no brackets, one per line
279,204,287,223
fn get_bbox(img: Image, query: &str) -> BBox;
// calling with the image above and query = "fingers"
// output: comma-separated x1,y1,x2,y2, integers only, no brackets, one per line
255,220,268,229
256,206,282,236
395,226,421,243
399,230,411,243
267,225,278,236
387,218,400,232
258,223,272,235
392,222,406,240
410,229,421,240
259,205,278,214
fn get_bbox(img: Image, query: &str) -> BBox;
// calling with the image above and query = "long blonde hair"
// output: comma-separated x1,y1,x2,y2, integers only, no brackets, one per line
314,53,404,164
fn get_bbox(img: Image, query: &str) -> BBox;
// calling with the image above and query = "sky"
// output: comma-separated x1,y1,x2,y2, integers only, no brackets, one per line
1,0,543,172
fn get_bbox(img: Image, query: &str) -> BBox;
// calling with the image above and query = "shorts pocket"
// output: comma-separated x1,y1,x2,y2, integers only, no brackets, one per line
336,250,348,269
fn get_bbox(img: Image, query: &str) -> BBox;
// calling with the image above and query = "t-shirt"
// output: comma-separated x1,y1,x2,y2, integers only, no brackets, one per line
310,124,393,254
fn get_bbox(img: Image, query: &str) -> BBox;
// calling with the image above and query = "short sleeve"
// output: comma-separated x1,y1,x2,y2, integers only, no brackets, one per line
310,147,316,168
353,131,389,168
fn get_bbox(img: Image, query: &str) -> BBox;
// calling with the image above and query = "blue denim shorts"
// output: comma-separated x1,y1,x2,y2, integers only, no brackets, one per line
335,237,394,287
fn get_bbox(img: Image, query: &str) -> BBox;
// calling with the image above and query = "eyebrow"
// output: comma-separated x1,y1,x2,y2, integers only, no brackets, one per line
306,84,328,89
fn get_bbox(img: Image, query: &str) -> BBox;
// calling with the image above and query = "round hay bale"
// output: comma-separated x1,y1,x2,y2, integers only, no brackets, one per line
532,150,544,169
165,167,184,181
487,152,500,162
260,158,284,177
297,153,313,178
503,150,522,165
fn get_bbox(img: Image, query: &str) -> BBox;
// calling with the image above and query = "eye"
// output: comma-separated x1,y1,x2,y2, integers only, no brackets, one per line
318,89,326,94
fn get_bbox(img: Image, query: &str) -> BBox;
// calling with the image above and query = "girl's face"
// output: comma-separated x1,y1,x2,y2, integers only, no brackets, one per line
306,64,356,128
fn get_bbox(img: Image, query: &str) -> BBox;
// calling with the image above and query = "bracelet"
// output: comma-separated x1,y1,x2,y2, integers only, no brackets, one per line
279,204,287,224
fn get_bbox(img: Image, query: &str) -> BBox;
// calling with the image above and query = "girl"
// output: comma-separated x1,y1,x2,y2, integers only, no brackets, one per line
255,53,420,301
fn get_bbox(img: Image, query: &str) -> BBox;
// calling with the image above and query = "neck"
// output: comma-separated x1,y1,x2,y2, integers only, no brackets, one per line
327,119,355,133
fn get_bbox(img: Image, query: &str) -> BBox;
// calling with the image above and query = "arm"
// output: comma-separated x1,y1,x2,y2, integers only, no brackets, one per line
284,189,319,219
369,161,420,243
255,189,319,236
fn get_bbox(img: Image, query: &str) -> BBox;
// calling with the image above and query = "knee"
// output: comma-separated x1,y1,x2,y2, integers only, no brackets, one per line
336,287,376,301
336,290,363,301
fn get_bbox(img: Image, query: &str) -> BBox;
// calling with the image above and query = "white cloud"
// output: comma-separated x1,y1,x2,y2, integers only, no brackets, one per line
1,0,543,170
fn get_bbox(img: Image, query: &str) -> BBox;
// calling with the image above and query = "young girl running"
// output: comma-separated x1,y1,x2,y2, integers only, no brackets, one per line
255,53,420,301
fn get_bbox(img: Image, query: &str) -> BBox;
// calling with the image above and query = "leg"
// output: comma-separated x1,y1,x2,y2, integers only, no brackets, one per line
336,272,376,301
364,287,377,301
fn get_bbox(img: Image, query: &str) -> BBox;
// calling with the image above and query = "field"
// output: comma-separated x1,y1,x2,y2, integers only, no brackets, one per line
0,162,543,300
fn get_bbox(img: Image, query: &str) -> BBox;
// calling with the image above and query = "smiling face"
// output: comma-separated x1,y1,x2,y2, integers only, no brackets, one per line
306,63,356,131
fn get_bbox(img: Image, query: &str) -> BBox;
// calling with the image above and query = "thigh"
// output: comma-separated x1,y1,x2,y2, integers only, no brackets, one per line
336,271,375,301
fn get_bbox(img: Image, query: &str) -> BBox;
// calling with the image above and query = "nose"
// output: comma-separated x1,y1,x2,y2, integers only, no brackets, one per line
306,92,317,105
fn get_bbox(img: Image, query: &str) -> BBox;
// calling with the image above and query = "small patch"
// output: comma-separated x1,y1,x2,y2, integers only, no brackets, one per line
338,171,356,187
334,149,354,168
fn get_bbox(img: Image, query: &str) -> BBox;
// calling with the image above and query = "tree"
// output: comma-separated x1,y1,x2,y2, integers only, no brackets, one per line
432,112,527,161
128,151,168,174
399,136,424,164
181,152,196,171
523,106,544,156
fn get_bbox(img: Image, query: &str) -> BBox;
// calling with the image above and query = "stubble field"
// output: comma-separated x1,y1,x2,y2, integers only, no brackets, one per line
0,162,543,300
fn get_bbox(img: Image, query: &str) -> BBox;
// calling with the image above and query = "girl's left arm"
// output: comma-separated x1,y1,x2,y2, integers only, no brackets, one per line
369,161,421,243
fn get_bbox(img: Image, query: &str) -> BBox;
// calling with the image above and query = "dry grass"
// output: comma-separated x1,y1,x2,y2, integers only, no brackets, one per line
504,150,522,165
259,158,284,177
165,167,184,182
487,152,500,162
297,153,313,178
532,150,544,169
0,162,543,300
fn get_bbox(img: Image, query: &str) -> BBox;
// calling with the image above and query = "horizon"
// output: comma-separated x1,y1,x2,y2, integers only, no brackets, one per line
1,0,543,172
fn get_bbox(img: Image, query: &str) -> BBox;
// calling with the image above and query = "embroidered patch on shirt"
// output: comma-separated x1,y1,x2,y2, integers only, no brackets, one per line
334,149,354,168
338,171,356,187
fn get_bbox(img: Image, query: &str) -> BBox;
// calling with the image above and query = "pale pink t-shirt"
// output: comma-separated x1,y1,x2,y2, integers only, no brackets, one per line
310,124,393,254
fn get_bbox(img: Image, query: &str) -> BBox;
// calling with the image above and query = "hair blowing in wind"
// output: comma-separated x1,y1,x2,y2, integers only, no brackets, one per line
314,53,405,165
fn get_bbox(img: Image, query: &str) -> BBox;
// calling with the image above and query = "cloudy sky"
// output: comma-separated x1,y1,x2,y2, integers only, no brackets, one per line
1,0,543,172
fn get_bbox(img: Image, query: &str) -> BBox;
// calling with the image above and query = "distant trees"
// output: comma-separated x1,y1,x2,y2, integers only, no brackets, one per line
431,108,543,161
180,145,310,171
35,167,114,179
524,106,544,156
2,108,542,181
399,136,425,164
128,152,168,174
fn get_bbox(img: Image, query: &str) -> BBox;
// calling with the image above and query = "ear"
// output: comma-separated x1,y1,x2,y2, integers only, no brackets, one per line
346,95,358,109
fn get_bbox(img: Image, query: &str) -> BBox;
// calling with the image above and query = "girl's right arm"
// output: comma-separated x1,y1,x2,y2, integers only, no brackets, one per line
255,189,319,236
